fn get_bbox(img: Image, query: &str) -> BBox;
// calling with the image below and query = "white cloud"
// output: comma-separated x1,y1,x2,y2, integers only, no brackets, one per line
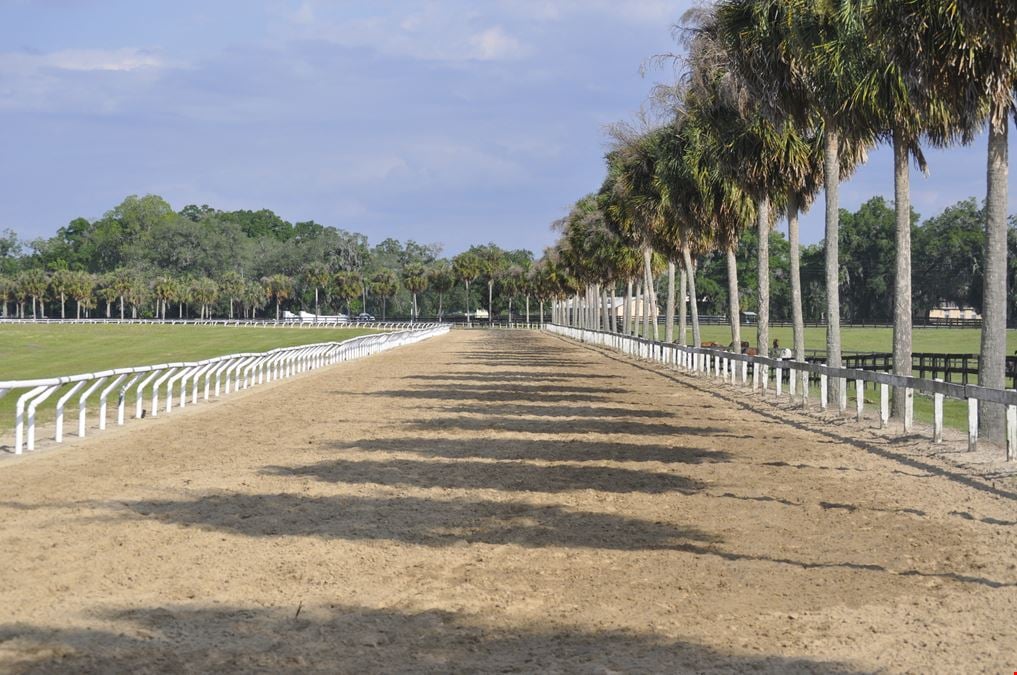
0,48,167,73
469,26,528,61
279,2,531,63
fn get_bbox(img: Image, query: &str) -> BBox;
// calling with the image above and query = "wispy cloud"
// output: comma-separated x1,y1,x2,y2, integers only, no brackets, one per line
0,47,168,73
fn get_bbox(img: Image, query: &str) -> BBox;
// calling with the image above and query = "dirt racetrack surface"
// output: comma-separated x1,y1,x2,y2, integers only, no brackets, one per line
0,330,1015,673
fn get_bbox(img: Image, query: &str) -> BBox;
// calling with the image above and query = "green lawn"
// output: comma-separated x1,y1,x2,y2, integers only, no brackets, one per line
0,325,377,435
0,324,377,380
674,324,1017,354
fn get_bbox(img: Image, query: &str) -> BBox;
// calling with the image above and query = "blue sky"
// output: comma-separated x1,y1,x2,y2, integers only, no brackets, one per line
1,0,1014,257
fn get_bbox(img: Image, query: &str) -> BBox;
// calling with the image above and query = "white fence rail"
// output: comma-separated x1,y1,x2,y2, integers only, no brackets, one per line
0,318,440,330
0,325,449,456
546,324,1017,461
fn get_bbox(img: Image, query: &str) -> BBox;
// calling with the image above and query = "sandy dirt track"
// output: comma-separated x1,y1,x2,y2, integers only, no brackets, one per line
0,330,1015,673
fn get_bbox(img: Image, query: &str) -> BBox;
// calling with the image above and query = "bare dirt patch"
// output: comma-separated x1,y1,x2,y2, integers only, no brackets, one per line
0,331,1014,673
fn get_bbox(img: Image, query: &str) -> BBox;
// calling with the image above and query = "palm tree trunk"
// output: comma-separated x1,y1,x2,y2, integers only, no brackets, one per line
634,281,643,336
464,281,470,325
665,261,675,342
642,247,658,341
757,195,770,357
603,288,611,332
824,125,842,401
438,292,444,321
488,280,493,324
678,266,688,346
726,245,741,350
60,293,65,319
892,129,913,418
980,110,1008,442
119,296,125,320
623,279,632,335
276,299,280,320
682,246,701,347
525,295,530,325
788,205,805,362
314,287,320,317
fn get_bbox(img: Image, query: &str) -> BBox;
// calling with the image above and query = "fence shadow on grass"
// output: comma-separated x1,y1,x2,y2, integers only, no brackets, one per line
120,493,715,551
0,604,863,674
263,457,706,494
326,437,730,465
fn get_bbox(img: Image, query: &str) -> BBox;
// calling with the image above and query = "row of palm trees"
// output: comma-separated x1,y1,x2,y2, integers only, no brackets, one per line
0,261,561,323
539,1,1015,442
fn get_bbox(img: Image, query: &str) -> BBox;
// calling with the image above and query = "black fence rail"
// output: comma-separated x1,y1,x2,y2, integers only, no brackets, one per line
802,351,1017,390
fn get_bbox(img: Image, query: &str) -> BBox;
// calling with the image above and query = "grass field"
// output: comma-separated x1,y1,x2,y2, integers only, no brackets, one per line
0,325,378,435
672,324,1017,355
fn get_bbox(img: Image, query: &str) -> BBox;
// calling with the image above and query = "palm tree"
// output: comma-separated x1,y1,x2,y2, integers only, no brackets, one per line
151,276,176,319
262,274,294,320
242,281,268,318
108,268,133,320
370,270,399,321
401,263,429,322
19,269,49,318
903,2,1017,440
333,270,364,317
452,252,482,323
219,270,246,320
50,269,75,319
70,271,96,319
190,277,218,319
427,264,455,321
713,0,872,397
0,274,11,318
301,263,331,318
125,274,148,319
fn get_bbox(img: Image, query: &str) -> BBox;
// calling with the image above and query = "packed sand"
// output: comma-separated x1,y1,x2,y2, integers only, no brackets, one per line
0,330,1014,673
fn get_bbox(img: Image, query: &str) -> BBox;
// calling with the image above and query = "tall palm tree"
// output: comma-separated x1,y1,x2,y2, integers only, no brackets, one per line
333,270,364,317
401,263,428,322
151,276,176,319
301,262,331,318
108,269,133,320
50,269,75,319
219,270,246,320
912,1,1017,440
714,0,872,397
262,274,294,320
70,271,96,319
370,270,399,321
427,264,455,321
20,269,49,318
0,274,11,318
452,252,482,323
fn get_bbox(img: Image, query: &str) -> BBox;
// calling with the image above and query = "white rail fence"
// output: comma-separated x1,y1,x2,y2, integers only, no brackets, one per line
546,324,1017,461
0,325,449,456
0,318,438,330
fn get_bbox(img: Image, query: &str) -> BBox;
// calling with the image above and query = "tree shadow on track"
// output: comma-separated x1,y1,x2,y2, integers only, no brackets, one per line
584,345,1017,503
118,494,714,551
405,415,730,438
0,604,863,674
327,437,730,465
402,373,618,382
263,458,706,494
352,388,610,404
438,402,675,419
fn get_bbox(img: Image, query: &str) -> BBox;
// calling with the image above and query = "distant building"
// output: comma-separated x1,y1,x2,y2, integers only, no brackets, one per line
928,302,981,321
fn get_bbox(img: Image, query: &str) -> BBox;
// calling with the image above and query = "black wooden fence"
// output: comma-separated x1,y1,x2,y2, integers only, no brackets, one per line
803,351,1017,390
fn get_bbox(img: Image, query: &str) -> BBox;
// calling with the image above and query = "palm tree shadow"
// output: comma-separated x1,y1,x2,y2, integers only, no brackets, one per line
406,415,729,437
0,604,864,673
326,437,730,465
119,493,714,551
263,457,706,494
